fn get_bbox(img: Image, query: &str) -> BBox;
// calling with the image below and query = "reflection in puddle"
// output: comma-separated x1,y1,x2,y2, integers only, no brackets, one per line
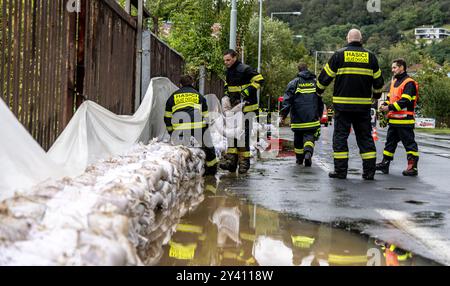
411,211,445,228
153,178,440,266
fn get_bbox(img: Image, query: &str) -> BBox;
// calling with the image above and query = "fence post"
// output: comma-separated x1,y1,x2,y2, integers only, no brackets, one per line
199,65,206,95
135,0,143,111
63,1,79,128
141,30,151,98
76,0,87,109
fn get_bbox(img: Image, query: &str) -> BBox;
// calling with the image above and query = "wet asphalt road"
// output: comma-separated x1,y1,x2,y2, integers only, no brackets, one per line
217,125,450,265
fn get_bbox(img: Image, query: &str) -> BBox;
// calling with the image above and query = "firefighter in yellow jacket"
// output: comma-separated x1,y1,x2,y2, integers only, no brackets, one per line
164,75,218,176
219,49,264,174
376,59,419,176
316,29,384,180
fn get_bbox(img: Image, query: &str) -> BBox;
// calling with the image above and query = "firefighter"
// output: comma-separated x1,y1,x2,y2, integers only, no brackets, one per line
219,49,264,174
376,59,419,176
280,63,323,167
317,29,384,180
327,106,334,125
164,75,218,176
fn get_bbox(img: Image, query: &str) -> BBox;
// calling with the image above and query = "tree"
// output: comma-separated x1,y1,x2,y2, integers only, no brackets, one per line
415,57,450,127
162,0,256,76
378,41,422,80
425,38,450,66
244,15,312,110
144,0,181,36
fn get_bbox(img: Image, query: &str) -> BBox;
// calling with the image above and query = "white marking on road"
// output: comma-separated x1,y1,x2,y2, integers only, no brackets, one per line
376,209,450,265
313,157,332,173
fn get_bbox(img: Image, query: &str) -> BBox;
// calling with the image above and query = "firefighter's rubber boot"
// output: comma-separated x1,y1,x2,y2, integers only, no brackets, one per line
296,155,304,165
328,171,347,179
238,158,251,174
362,170,375,180
402,157,418,176
376,158,391,174
219,154,238,172
304,151,312,167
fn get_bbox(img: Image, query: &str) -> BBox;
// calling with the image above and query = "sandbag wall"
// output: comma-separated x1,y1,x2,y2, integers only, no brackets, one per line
0,142,205,266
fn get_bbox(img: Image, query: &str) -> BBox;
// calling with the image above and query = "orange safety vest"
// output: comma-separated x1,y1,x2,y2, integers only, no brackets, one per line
388,77,419,119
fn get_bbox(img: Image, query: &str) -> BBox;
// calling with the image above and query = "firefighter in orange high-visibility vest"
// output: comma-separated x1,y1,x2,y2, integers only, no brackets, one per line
376,59,419,176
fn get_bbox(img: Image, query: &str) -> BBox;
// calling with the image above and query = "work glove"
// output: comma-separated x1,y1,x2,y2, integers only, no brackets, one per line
241,88,250,98
377,110,388,128
314,127,321,140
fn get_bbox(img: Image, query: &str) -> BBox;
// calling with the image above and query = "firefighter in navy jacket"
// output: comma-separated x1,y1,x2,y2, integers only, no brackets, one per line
281,63,323,167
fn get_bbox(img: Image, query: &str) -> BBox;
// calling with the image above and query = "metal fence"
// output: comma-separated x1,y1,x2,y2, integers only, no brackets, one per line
82,0,136,115
0,0,138,150
1,0,224,150
204,70,224,99
0,0,77,150
149,33,184,86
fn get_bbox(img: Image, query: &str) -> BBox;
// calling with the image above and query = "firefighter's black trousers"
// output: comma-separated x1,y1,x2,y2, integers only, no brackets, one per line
293,129,316,160
383,126,419,161
333,110,376,174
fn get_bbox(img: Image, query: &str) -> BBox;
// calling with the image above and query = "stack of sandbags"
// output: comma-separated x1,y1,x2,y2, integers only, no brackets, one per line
0,141,205,266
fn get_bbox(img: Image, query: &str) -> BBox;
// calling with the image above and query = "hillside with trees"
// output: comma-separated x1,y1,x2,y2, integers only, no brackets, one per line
127,0,449,125
268,0,449,52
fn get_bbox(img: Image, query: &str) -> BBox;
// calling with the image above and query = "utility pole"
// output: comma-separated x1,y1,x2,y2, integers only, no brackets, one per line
230,0,237,50
257,0,263,74
257,0,263,106
199,65,206,95
135,0,143,111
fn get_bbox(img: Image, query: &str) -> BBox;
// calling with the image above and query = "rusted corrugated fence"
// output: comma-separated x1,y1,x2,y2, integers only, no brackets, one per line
0,0,77,150
82,0,136,116
0,0,223,150
0,0,139,150
150,32,184,86
204,70,224,99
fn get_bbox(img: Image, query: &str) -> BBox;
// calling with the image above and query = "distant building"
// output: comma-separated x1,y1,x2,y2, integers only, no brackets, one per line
415,26,449,44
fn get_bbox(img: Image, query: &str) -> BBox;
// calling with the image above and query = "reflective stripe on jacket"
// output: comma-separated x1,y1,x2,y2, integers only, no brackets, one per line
387,73,418,127
225,61,264,114
280,70,324,131
316,42,384,112
164,86,208,132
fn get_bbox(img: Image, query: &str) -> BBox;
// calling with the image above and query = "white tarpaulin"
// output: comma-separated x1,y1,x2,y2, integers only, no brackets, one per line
0,77,178,201
254,236,294,266
0,75,261,202
0,99,65,200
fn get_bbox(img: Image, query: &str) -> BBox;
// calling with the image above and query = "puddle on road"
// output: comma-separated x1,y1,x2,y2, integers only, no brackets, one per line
153,178,440,266
405,200,428,205
411,211,445,228
385,187,406,191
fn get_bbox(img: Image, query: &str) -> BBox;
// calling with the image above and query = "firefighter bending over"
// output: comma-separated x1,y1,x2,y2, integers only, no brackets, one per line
164,75,218,176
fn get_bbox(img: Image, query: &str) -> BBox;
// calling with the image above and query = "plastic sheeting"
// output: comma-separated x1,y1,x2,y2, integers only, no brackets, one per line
254,236,294,266
0,99,66,200
0,78,178,201
47,77,178,176
0,75,262,202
